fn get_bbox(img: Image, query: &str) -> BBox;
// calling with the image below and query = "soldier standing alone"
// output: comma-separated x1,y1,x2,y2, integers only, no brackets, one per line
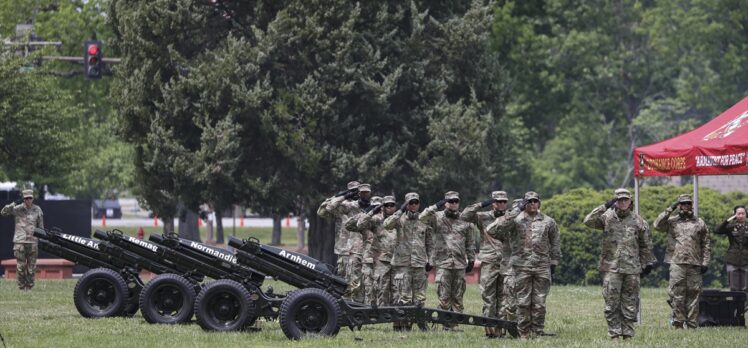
486,191,560,339
654,194,711,329
583,188,655,340
2,189,44,290
420,191,475,331
460,191,510,337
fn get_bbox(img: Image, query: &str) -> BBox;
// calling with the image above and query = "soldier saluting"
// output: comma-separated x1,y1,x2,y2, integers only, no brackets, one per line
420,191,476,331
486,191,560,339
460,190,510,338
654,194,711,329
2,189,44,291
583,188,655,340
714,205,748,295
383,192,432,331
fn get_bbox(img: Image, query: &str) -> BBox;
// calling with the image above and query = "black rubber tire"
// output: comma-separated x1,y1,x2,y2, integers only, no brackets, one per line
139,273,196,324
73,268,129,318
279,288,341,340
194,279,255,331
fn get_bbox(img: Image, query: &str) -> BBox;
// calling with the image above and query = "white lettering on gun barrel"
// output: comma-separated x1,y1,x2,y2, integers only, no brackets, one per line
61,233,100,250
278,249,316,270
189,241,237,264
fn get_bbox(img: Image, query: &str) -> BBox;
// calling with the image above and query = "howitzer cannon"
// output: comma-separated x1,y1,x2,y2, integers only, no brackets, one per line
227,236,520,339
92,229,205,324
33,227,146,318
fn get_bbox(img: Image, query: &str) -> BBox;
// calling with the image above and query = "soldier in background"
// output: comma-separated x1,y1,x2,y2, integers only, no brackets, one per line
486,191,560,339
384,192,432,331
317,181,360,279
583,188,655,340
715,205,748,296
2,189,44,291
499,199,524,328
460,191,510,338
346,195,382,304
420,191,476,331
357,195,398,306
320,183,371,301
654,194,711,329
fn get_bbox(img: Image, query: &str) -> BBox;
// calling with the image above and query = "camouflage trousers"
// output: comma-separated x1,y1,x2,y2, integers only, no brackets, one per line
515,268,551,337
602,272,640,338
392,266,427,306
436,267,466,313
499,273,517,321
668,263,702,328
336,254,350,279
347,254,364,302
13,243,38,290
362,262,376,305
479,260,503,318
374,260,393,306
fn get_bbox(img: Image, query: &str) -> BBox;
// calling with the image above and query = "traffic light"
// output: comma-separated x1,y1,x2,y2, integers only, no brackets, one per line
84,40,102,80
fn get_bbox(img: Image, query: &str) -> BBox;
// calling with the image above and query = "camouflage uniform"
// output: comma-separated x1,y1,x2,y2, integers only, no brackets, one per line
420,191,475,321
358,196,398,306
383,192,432,308
317,181,360,279
347,196,382,305
460,191,510,336
654,194,711,329
715,215,748,293
583,188,655,338
324,183,371,301
486,192,560,338
1,190,44,290
500,199,524,324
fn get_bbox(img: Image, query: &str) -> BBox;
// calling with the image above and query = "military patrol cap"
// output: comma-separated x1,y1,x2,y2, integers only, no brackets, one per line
22,189,33,199
678,194,693,203
370,196,383,205
405,192,420,203
614,188,632,200
444,191,460,200
524,191,540,201
347,181,361,190
492,191,508,202
358,184,371,192
383,196,396,204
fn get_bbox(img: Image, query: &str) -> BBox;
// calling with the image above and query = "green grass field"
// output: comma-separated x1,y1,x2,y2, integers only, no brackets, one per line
92,226,303,248
1,280,746,348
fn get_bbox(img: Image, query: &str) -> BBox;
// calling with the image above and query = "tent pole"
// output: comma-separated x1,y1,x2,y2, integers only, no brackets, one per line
634,177,640,215
693,175,699,217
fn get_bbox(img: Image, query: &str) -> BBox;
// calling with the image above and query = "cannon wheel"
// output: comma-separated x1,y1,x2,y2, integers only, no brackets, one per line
139,273,196,324
194,279,255,331
279,288,341,340
73,268,128,318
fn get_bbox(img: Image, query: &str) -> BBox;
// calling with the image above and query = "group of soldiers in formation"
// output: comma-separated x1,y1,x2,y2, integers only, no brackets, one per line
318,182,748,340
2,185,745,340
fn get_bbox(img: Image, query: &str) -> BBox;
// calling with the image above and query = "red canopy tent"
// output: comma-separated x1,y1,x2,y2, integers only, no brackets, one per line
632,96,748,215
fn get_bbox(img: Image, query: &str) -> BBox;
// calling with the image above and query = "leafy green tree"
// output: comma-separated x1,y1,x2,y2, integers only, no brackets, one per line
1,0,133,199
0,51,82,194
